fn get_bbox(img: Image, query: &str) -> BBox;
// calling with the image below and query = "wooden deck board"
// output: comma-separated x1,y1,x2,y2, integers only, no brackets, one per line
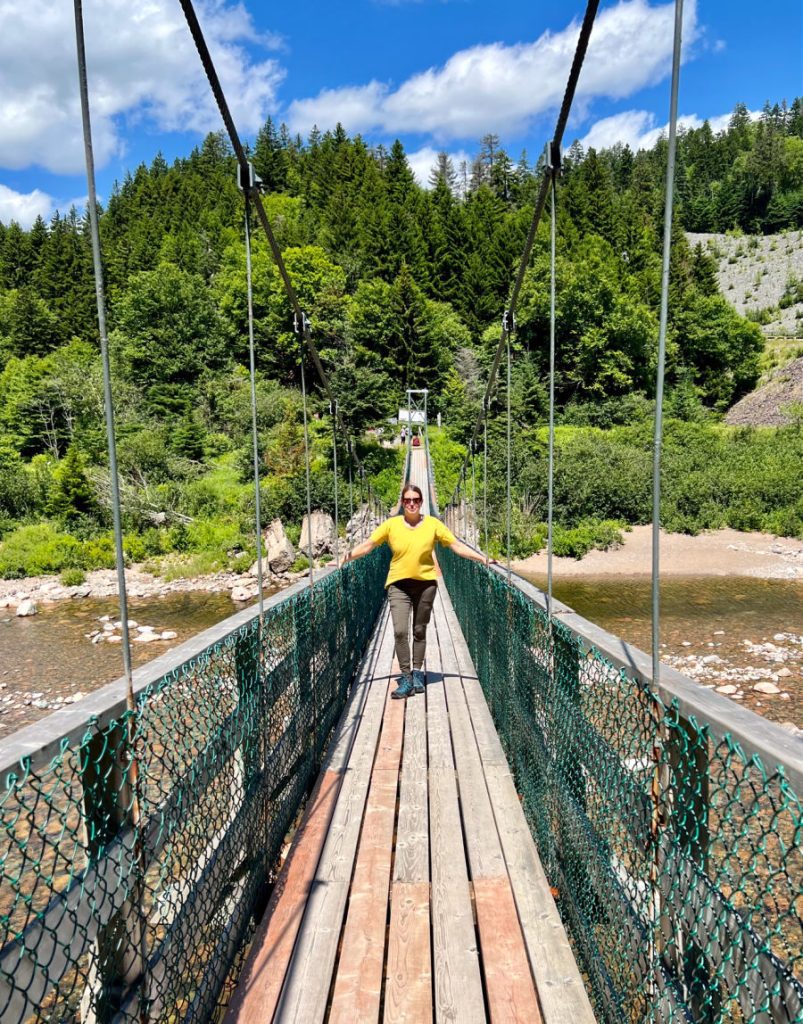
393,694,428,884
229,562,594,1024
272,615,397,1024
384,882,432,1024
427,621,485,1023
329,688,404,1024
225,609,391,1024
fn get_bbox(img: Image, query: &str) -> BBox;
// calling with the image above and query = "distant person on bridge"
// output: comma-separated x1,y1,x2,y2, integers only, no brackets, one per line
344,481,490,699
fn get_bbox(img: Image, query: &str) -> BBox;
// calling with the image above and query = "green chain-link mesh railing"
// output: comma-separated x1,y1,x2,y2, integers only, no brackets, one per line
440,546,802,1024
0,550,388,1023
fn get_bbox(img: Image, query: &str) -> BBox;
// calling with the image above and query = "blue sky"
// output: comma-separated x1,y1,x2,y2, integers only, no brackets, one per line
0,0,800,227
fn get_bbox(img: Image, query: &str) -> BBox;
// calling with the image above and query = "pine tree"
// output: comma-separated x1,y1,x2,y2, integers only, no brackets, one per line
0,222,33,289
428,152,458,191
48,445,98,523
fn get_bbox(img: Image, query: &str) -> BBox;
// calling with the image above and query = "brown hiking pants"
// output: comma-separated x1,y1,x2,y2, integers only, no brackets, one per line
387,579,438,676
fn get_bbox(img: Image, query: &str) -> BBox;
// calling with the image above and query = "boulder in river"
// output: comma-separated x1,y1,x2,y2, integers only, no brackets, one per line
300,511,337,558
16,600,37,617
265,519,295,574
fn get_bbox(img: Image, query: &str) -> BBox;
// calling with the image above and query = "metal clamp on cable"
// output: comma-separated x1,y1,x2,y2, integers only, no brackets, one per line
236,161,263,193
293,311,311,335
502,310,516,334
545,139,562,176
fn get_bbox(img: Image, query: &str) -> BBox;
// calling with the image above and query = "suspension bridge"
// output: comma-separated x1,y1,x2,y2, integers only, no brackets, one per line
1,0,802,1021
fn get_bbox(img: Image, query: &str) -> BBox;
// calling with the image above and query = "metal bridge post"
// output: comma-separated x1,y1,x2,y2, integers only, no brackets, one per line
79,725,148,1023
661,716,714,1019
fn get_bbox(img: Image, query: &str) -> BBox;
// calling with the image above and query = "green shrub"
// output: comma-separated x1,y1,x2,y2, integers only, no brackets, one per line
124,528,171,563
0,523,83,578
185,517,246,555
552,519,626,559
81,534,117,570
290,555,310,572
60,567,86,586
230,551,254,574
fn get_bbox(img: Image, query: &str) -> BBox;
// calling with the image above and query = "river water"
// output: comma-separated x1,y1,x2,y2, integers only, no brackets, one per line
1,576,801,740
0,592,237,739
519,572,803,726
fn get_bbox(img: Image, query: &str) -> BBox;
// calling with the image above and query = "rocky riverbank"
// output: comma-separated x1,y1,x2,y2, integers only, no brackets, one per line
513,526,803,580
0,563,299,614
0,508,378,616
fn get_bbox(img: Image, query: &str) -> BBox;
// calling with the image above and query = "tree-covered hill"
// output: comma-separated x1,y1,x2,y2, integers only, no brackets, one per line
0,97,801,577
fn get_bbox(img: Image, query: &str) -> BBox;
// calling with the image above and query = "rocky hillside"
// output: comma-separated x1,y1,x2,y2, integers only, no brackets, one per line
687,230,803,339
725,355,803,426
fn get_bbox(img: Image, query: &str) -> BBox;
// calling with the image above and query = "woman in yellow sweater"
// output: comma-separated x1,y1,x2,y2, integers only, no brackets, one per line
344,482,490,699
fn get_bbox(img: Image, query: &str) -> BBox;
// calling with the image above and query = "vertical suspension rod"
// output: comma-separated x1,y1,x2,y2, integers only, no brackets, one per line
652,0,685,686
244,195,265,624
506,322,512,579
73,3,148,1016
547,167,557,620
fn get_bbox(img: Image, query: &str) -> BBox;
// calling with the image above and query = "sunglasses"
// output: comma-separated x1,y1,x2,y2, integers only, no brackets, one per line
402,497,421,505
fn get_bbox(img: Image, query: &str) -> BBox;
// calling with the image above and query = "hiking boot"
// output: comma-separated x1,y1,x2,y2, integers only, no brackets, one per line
412,669,426,694
391,674,415,699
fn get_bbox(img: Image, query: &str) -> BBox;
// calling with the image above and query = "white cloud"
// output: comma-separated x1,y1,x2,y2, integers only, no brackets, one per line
405,146,473,187
576,107,757,152
288,0,699,141
0,0,284,175
0,184,55,228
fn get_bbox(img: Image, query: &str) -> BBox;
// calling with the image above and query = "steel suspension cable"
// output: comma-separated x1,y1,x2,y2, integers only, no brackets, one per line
447,0,600,511
483,416,489,553
244,195,265,623
346,442,354,550
73,2,148,1013
178,0,379,511
470,442,477,548
652,0,684,686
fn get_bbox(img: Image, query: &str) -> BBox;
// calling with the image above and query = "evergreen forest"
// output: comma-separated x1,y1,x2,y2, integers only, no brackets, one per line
1,98,802,579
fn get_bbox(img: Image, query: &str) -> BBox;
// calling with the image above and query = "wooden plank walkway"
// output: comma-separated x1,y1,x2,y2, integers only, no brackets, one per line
226,576,596,1024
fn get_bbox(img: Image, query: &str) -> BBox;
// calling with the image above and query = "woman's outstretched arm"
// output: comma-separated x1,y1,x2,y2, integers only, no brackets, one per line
344,538,376,563
449,539,494,565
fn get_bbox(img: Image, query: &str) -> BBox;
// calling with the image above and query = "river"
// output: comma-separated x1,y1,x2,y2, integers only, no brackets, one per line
519,572,802,726
1,576,800,740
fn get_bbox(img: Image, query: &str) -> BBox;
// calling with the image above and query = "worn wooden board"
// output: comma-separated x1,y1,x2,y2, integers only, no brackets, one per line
393,694,428,884
437,590,507,768
226,610,392,1024
384,881,432,1024
271,616,396,1023
223,769,341,1024
482,766,596,1024
436,600,506,882
438,584,595,1023
474,877,544,1024
322,608,392,774
426,644,485,1024
329,691,404,1024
